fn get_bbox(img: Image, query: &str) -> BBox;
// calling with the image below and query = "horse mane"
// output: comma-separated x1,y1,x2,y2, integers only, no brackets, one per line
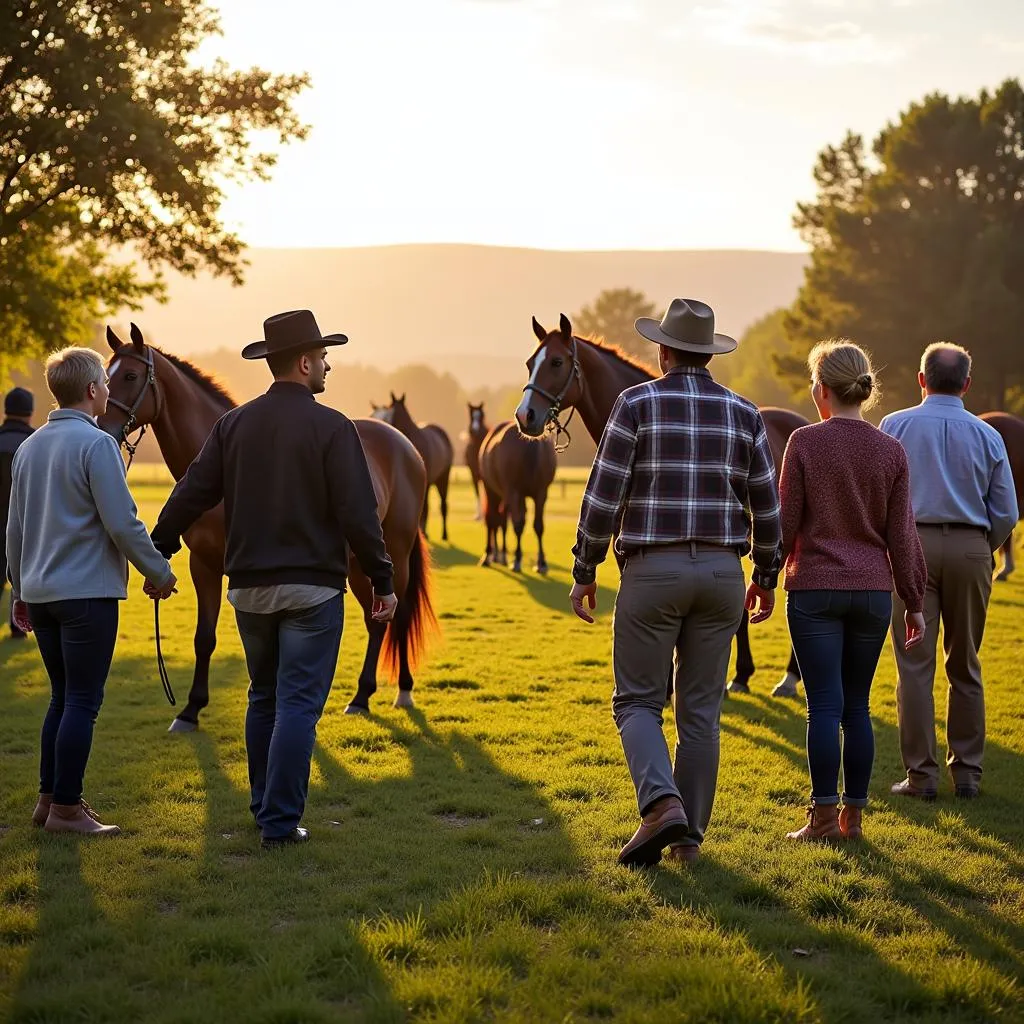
158,349,236,409
576,334,656,380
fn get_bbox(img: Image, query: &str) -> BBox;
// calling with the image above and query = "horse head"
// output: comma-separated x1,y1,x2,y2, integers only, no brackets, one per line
515,313,582,438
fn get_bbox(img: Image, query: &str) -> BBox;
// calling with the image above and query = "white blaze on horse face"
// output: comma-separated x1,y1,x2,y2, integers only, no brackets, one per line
515,346,546,432
471,409,482,431
109,359,122,378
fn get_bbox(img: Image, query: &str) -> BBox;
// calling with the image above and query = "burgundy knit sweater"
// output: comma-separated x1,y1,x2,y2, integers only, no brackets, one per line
779,418,927,612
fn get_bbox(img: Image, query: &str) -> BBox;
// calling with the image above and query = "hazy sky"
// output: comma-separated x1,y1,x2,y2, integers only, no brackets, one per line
201,0,1024,252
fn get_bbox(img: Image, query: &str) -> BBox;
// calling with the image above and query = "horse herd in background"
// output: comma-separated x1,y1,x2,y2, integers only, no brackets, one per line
98,317,1024,728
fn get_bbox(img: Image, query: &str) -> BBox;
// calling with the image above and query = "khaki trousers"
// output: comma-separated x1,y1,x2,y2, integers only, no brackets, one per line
890,525,993,791
612,544,745,848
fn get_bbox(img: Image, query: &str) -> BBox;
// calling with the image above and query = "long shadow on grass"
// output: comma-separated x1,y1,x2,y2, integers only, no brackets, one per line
711,689,1024,1015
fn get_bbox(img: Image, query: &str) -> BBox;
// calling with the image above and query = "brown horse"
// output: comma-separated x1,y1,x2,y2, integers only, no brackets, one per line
514,313,807,695
98,324,436,726
384,392,454,542
463,402,489,521
478,421,557,573
980,411,1024,580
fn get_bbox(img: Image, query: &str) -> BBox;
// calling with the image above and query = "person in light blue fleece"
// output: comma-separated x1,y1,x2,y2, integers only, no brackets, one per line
6,347,178,836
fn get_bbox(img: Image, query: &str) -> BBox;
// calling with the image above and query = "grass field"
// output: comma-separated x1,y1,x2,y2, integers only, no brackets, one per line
1,476,1023,1023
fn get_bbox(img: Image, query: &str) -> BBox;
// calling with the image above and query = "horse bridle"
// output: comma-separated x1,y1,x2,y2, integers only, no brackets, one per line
106,346,161,470
521,335,582,452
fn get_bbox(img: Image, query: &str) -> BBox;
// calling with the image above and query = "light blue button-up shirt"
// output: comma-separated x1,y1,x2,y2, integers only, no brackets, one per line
879,395,1018,550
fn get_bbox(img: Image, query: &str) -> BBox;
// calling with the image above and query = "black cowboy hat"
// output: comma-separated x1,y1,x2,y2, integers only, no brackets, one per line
241,309,349,361
634,298,737,355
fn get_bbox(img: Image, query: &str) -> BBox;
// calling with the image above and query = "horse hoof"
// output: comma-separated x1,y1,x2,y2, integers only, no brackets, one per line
536,563,549,576
772,675,800,699
512,561,523,574
168,717,198,734
344,703,370,716
727,680,751,695
394,691,415,709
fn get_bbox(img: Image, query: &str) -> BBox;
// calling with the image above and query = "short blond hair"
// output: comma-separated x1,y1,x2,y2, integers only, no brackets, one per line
44,347,105,408
808,339,880,410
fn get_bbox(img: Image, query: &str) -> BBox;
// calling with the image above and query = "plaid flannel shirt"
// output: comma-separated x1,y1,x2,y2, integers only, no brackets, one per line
571,366,782,587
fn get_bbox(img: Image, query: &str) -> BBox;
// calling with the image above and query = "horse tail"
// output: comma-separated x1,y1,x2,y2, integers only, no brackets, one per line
383,530,437,677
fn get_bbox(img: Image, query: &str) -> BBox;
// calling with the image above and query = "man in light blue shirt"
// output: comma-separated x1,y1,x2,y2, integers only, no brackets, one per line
880,343,1017,801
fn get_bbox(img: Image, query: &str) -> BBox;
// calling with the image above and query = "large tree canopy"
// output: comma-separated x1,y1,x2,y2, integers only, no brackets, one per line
572,287,660,369
0,0,309,375
779,79,1024,412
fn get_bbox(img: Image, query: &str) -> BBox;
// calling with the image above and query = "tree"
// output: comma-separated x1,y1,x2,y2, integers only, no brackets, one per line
572,287,660,369
778,79,1024,412
0,0,309,377
714,308,815,418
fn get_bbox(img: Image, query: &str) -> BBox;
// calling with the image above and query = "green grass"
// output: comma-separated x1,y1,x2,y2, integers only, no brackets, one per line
1,477,1023,1023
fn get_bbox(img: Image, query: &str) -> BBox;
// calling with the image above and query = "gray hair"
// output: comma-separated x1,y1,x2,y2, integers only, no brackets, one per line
921,343,971,395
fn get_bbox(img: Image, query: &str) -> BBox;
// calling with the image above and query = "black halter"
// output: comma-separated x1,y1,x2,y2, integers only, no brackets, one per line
106,347,160,470
521,335,582,452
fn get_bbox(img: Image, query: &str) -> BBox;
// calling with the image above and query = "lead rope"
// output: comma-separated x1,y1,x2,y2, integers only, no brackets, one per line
154,598,176,706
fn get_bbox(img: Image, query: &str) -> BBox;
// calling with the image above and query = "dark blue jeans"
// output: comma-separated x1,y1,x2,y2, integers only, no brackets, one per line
787,590,891,808
30,599,119,805
235,596,344,840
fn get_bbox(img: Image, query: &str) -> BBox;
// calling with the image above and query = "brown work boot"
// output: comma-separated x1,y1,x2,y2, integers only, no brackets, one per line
838,805,863,841
32,794,53,827
44,800,121,836
786,804,841,842
617,795,689,868
667,843,700,865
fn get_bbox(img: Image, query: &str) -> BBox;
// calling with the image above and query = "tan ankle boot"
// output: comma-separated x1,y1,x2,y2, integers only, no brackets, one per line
32,794,53,827
44,800,121,836
786,804,841,842
839,805,863,840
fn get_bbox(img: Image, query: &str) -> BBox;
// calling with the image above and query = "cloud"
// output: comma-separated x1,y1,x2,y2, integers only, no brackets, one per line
691,0,904,64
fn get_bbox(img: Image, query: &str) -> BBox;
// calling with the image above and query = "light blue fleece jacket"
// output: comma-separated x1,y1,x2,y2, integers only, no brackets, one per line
5,409,174,603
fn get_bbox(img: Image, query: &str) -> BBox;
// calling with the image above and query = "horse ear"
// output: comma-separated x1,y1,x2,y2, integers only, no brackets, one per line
532,316,546,342
129,322,145,350
389,391,396,404
559,313,572,339
398,393,406,404
105,326,122,352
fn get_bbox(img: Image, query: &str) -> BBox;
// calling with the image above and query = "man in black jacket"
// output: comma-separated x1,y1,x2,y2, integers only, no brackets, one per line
151,310,397,848
1,387,35,639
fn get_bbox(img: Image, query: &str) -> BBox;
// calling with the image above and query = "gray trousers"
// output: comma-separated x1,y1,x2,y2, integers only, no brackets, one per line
612,544,745,848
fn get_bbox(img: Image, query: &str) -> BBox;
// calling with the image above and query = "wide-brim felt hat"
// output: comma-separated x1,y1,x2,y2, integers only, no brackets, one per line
241,309,349,361
635,298,737,355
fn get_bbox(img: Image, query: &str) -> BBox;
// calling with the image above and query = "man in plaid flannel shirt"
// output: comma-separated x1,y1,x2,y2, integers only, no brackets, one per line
568,298,782,868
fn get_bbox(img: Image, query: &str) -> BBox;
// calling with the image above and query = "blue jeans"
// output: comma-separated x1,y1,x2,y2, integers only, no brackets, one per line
235,596,344,839
30,599,119,805
787,590,891,807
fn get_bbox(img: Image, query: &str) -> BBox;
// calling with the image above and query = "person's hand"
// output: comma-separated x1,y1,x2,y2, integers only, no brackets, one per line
11,600,32,634
744,582,775,624
570,581,597,623
145,573,178,600
904,610,926,650
372,591,398,622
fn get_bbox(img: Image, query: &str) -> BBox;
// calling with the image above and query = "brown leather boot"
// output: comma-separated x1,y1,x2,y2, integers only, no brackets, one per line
667,843,700,865
839,805,863,840
44,800,121,836
32,794,53,827
786,804,841,842
618,795,689,868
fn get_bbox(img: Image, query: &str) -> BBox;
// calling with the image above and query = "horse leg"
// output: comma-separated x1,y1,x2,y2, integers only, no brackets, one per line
472,472,483,521
498,504,509,566
995,530,1015,582
510,493,526,574
420,486,430,540
534,492,549,575
345,568,382,715
726,609,754,694
772,643,802,699
437,466,451,542
169,551,221,733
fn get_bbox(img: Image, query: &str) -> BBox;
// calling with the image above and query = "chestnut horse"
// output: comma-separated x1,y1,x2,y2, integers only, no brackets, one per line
514,313,807,695
478,421,557,573
383,393,454,542
980,411,1024,580
464,402,489,521
98,324,436,726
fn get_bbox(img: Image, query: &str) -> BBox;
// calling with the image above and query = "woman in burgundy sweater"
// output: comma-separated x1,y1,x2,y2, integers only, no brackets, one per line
780,341,927,842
